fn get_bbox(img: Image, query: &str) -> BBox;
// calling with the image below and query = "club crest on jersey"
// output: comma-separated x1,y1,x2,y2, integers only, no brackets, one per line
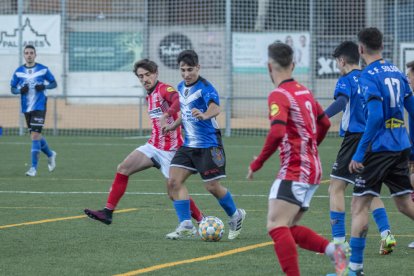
270,103,279,117
211,147,225,167
184,88,190,97
166,86,175,93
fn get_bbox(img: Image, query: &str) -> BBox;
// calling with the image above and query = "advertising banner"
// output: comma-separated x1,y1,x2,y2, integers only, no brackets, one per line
232,32,310,74
68,32,142,72
0,15,61,54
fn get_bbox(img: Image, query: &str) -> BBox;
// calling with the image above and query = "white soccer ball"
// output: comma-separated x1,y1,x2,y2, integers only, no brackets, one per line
198,216,225,242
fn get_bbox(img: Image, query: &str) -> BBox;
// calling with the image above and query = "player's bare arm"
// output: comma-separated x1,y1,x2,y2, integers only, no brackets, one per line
246,156,258,180
191,102,220,120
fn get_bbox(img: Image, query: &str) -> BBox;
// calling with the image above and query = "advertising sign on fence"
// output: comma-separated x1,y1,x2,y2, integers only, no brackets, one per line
0,15,61,54
400,43,414,70
68,32,142,72
232,32,310,74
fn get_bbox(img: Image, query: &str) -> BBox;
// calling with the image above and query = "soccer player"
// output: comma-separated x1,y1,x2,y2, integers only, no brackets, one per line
84,59,204,226
325,41,396,255
346,27,414,275
405,60,414,249
10,45,57,177
247,42,348,276
164,50,246,240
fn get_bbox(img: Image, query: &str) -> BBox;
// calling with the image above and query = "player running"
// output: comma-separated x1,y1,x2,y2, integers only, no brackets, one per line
84,59,204,226
325,41,396,255
247,42,348,276
344,27,414,275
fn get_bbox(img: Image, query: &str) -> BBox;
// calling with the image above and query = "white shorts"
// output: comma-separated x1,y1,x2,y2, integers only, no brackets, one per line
136,143,176,178
269,179,319,211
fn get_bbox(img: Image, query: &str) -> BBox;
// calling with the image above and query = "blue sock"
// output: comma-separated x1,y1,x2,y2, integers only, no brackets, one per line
350,237,366,265
218,191,237,217
31,140,41,169
173,200,191,223
40,137,53,157
372,208,390,233
330,211,346,240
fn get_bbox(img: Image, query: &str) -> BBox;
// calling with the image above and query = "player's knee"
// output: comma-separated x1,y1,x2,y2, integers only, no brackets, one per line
204,183,216,194
266,219,281,232
167,178,182,191
31,132,41,140
117,163,127,174
204,181,224,197
328,181,345,195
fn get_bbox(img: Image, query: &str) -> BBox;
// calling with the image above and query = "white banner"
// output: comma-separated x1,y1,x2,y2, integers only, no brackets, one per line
232,32,310,74
0,15,61,54
400,43,414,71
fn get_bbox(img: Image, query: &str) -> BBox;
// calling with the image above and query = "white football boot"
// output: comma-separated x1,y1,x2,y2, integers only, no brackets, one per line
48,151,57,172
228,208,246,240
25,167,37,177
166,220,197,240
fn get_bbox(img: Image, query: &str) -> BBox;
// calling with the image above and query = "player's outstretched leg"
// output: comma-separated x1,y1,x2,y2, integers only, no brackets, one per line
84,172,129,225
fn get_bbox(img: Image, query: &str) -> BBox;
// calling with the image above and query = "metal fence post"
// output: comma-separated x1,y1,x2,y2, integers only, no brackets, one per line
139,97,143,136
53,96,58,136
224,0,233,137
18,0,24,136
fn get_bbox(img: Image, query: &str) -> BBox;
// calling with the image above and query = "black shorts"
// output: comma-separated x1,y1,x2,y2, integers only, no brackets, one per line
170,146,226,181
24,110,46,133
353,148,413,197
331,132,362,184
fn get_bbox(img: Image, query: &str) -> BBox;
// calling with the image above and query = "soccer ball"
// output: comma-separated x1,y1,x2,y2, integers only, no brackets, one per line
198,216,225,242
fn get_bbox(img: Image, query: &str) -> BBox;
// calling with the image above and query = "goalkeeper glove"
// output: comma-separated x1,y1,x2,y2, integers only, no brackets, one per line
35,84,46,92
20,84,29,94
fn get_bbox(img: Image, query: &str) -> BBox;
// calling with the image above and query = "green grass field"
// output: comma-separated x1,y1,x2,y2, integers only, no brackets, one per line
1,136,413,275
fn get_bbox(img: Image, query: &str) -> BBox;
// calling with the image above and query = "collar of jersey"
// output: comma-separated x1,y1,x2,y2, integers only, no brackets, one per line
24,63,37,69
278,78,294,87
184,76,202,87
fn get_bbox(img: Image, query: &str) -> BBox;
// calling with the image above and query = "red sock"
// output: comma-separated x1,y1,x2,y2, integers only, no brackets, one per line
290,225,329,253
189,197,204,222
268,227,300,276
106,173,129,210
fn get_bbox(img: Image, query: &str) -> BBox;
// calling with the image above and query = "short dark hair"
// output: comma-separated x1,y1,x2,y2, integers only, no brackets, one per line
268,42,293,68
358,27,383,51
133,59,158,75
24,45,36,52
177,50,198,66
332,41,360,65
407,60,414,71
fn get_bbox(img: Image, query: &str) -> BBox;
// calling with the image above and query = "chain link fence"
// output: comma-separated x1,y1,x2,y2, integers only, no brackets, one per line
1,0,413,136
